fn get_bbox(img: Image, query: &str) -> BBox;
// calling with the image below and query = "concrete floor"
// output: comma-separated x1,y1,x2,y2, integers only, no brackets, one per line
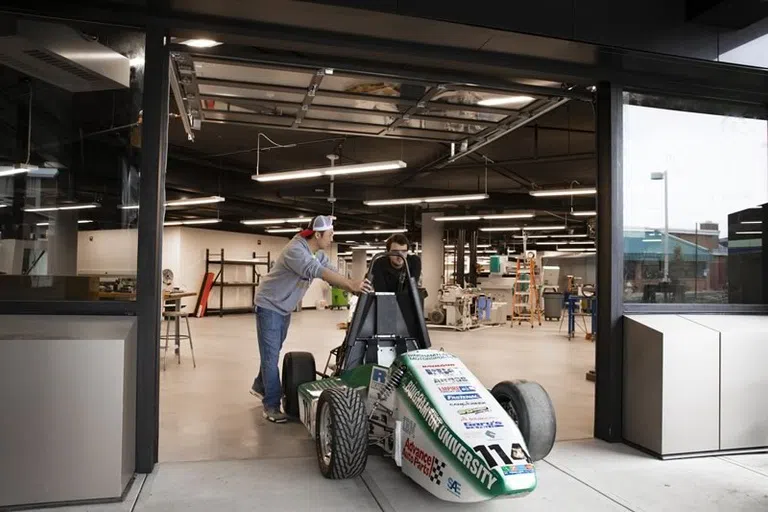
26,440,768,511
158,309,595,463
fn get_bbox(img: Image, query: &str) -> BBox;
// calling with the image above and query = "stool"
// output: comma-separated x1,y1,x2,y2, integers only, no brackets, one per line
160,310,196,370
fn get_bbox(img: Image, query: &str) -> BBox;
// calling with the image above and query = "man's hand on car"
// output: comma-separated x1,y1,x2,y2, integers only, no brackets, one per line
349,278,374,295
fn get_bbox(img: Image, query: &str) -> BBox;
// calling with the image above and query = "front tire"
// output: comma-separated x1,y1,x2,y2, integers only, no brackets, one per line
491,380,556,461
282,351,316,417
315,387,368,479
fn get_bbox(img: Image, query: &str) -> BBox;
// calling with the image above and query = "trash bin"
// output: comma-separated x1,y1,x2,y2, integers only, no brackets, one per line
543,292,564,321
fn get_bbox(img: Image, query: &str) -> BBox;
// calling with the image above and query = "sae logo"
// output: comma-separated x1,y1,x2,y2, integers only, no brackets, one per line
447,477,461,497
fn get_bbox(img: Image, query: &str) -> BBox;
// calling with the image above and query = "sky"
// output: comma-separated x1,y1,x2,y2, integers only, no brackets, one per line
622,104,768,237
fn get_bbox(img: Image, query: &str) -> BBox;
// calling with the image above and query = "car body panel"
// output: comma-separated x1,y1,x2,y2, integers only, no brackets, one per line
297,349,537,503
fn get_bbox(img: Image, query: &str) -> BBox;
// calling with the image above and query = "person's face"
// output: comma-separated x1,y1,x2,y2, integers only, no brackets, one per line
316,229,334,251
388,242,408,268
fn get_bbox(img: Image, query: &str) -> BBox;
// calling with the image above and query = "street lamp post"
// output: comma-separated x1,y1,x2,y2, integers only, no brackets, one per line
650,171,669,283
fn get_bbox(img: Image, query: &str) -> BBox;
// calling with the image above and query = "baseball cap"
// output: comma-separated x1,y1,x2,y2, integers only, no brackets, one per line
299,215,334,237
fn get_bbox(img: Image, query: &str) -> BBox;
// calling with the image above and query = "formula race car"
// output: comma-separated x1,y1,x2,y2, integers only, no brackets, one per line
281,253,556,503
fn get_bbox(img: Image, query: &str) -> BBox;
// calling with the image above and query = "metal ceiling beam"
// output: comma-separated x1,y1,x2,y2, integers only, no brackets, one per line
294,69,325,128
441,152,595,171
440,97,571,167
381,86,443,134
169,56,195,141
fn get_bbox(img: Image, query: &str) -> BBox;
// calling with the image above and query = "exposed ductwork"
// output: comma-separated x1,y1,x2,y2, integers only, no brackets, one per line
0,19,130,92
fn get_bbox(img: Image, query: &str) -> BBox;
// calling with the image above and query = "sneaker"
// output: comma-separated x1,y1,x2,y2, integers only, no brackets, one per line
250,381,265,400
263,408,288,424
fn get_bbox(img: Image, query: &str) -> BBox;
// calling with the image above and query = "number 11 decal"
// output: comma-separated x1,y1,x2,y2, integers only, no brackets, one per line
473,444,513,468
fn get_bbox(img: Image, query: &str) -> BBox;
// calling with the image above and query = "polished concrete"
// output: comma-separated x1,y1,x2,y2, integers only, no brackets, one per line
24,440,768,511
158,310,595,463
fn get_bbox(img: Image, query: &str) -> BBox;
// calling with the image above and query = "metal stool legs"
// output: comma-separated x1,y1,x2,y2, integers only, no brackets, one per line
160,313,195,370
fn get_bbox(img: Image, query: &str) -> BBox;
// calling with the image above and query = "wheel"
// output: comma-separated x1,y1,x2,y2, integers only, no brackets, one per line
315,387,368,479
491,380,556,462
282,351,316,417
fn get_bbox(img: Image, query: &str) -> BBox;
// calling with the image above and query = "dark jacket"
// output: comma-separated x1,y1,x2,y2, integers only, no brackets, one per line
370,254,422,294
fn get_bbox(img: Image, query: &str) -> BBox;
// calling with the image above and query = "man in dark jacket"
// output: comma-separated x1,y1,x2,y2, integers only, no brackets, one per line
370,234,421,293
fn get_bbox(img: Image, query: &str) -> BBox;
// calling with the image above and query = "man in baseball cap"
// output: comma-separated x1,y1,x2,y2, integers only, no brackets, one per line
251,215,373,423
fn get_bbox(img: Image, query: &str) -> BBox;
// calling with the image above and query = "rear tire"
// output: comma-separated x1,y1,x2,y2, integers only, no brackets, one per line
315,387,368,479
282,351,316,417
491,380,556,462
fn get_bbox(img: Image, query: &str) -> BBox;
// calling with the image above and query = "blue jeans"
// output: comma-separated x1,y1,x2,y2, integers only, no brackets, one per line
253,306,292,410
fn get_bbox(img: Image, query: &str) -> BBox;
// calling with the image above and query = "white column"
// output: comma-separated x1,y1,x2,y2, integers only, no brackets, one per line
47,210,78,275
421,212,444,313
351,248,367,281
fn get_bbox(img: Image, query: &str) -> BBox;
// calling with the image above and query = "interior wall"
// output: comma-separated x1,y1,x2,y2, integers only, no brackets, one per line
76,227,337,311
544,254,597,291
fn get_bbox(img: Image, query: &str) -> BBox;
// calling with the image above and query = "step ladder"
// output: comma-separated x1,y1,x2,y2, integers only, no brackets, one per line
511,256,542,328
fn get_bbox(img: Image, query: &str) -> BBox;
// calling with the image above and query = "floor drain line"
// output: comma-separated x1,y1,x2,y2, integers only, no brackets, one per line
360,470,397,512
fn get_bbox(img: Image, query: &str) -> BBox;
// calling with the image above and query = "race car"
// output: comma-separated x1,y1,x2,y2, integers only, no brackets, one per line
281,252,557,503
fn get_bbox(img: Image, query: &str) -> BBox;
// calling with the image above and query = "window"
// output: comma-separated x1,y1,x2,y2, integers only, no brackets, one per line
622,92,768,304
0,16,144,302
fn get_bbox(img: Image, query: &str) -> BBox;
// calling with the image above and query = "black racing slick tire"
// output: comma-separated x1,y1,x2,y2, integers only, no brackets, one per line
491,380,557,462
315,387,368,479
282,351,316,418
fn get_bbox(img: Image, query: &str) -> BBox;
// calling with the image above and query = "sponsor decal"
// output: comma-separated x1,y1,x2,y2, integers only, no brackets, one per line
425,368,457,376
438,385,477,394
447,477,462,497
485,430,496,439
464,420,504,430
512,443,533,464
432,376,469,385
403,438,434,476
430,457,446,485
407,352,456,361
457,405,490,416
501,464,534,476
402,416,416,436
371,367,388,384
450,400,486,409
422,363,457,368
402,379,498,491
444,393,482,402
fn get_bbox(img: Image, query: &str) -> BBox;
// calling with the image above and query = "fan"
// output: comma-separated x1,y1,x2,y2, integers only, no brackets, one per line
162,268,174,286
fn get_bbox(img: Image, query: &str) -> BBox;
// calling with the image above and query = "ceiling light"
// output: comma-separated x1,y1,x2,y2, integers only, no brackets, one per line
477,95,535,107
164,218,222,226
434,212,534,222
523,225,566,231
25,203,100,213
741,220,762,225
557,247,596,252
642,239,662,243
0,203,8,208
253,160,406,183
352,245,385,251
266,227,301,234
181,39,222,48
480,227,522,232
335,228,407,235
572,210,597,217
529,188,596,197
549,234,588,238
0,168,29,178
241,217,311,226
118,204,139,210
514,234,548,239
365,193,489,207
166,196,225,207
333,230,363,235
735,231,762,235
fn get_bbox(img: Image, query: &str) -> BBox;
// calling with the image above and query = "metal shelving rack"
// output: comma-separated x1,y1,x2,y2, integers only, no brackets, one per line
204,248,271,316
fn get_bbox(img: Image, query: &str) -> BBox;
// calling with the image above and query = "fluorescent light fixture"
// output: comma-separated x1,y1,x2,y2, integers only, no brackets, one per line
445,244,492,249
572,210,597,217
543,266,560,270
365,193,489,207
741,220,762,225
352,245,385,251
557,247,596,252
181,39,222,48
434,212,534,222
241,217,311,226
523,225,566,231
253,160,406,183
477,95,535,107
166,196,225,207
335,228,407,235
0,203,8,208
529,187,596,197
568,241,595,245
119,204,139,210
0,168,29,178
736,231,762,235
642,238,662,243
266,227,301,234
480,226,522,232
514,234,548,239
164,218,222,227
25,203,99,213
549,234,588,238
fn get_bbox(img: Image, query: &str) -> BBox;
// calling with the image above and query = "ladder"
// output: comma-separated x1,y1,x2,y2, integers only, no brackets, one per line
511,256,542,328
